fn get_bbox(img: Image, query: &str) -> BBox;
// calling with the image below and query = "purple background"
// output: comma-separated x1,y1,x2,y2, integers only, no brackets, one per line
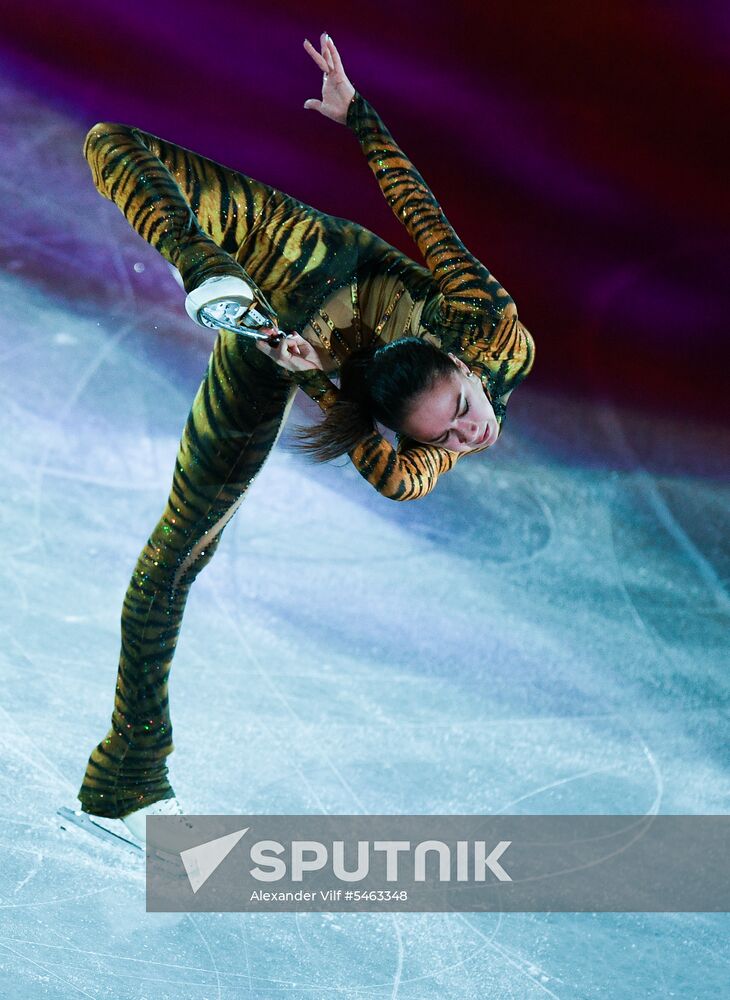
3,0,729,419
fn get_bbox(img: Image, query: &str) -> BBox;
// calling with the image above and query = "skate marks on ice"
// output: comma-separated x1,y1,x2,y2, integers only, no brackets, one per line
276,422,555,568
0,702,150,999
600,400,730,715
585,240,730,709
0,706,212,997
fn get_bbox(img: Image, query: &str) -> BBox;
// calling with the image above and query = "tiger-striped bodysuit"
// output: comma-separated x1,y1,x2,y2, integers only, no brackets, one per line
77,91,535,818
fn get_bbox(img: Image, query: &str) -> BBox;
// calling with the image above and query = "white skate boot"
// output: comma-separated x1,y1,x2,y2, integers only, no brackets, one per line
122,797,199,861
121,795,187,844
184,275,280,340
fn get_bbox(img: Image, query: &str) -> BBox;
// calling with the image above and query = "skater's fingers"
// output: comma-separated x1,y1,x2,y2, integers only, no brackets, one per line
254,328,283,356
327,37,345,75
266,344,289,365
257,346,314,372
303,98,323,113
321,33,335,72
304,38,329,74
304,36,327,70
276,332,302,354
287,338,310,359
271,336,290,355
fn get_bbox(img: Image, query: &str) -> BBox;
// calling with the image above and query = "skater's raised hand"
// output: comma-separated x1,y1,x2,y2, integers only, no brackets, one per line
303,32,356,125
255,330,325,373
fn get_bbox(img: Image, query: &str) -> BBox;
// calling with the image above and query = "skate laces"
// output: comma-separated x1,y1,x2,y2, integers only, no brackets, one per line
144,796,185,817
201,299,249,327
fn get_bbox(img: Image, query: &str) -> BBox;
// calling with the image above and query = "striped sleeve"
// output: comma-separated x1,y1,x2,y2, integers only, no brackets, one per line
349,432,460,500
289,368,459,500
458,315,536,394
346,92,515,325
288,369,341,411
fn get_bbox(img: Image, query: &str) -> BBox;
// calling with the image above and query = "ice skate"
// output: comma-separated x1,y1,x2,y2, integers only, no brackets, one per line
119,795,194,851
123,798,201,872
185,275,281,341
58,796,195,859
57,805,144,856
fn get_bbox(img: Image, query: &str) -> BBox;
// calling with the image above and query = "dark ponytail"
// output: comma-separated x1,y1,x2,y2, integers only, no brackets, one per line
290,337,456,463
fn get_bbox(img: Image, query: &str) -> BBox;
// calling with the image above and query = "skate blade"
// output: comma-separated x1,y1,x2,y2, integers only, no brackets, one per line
198,309,277,340
57,808,187,877
57,806,143,855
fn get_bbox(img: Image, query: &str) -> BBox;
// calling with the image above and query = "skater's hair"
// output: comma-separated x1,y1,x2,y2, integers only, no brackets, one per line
291,337,457,463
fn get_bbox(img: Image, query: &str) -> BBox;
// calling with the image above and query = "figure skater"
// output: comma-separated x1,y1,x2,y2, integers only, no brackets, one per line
70,32,535,845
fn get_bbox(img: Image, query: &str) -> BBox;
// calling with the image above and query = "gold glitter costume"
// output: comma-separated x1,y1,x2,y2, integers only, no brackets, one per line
77,92,535,818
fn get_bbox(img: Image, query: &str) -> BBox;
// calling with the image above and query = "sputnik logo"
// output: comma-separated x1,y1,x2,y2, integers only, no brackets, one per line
176,828,513,893
180,827,249,893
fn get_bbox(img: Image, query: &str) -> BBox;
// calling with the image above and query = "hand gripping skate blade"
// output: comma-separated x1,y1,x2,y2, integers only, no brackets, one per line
57,806,143,856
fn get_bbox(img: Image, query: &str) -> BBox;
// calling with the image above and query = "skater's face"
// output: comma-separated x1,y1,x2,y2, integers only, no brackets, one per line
398,356,499,453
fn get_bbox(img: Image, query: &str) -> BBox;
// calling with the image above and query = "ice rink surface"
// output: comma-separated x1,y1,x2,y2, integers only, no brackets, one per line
0,75,728,998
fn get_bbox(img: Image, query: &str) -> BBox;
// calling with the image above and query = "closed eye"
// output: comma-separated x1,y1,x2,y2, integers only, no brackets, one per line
433,397,469,445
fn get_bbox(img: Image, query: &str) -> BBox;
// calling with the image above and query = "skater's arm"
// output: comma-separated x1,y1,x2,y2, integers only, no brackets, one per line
344,92,515,326
84,122,267,296
350,429,460,500
345,93,538,393
302,34,519,359
260,328,460,499
289,367,460,500
287,367,341,410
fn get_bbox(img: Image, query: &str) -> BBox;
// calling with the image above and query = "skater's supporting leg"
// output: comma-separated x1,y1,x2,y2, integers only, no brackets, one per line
78,335,296,819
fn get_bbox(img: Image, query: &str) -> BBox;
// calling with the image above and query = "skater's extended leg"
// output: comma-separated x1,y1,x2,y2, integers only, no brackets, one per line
77,335,296,819
84,122,282,293
83,122,365,330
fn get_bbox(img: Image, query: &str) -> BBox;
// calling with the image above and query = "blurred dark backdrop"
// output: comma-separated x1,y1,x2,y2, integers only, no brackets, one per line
2,0,728,421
